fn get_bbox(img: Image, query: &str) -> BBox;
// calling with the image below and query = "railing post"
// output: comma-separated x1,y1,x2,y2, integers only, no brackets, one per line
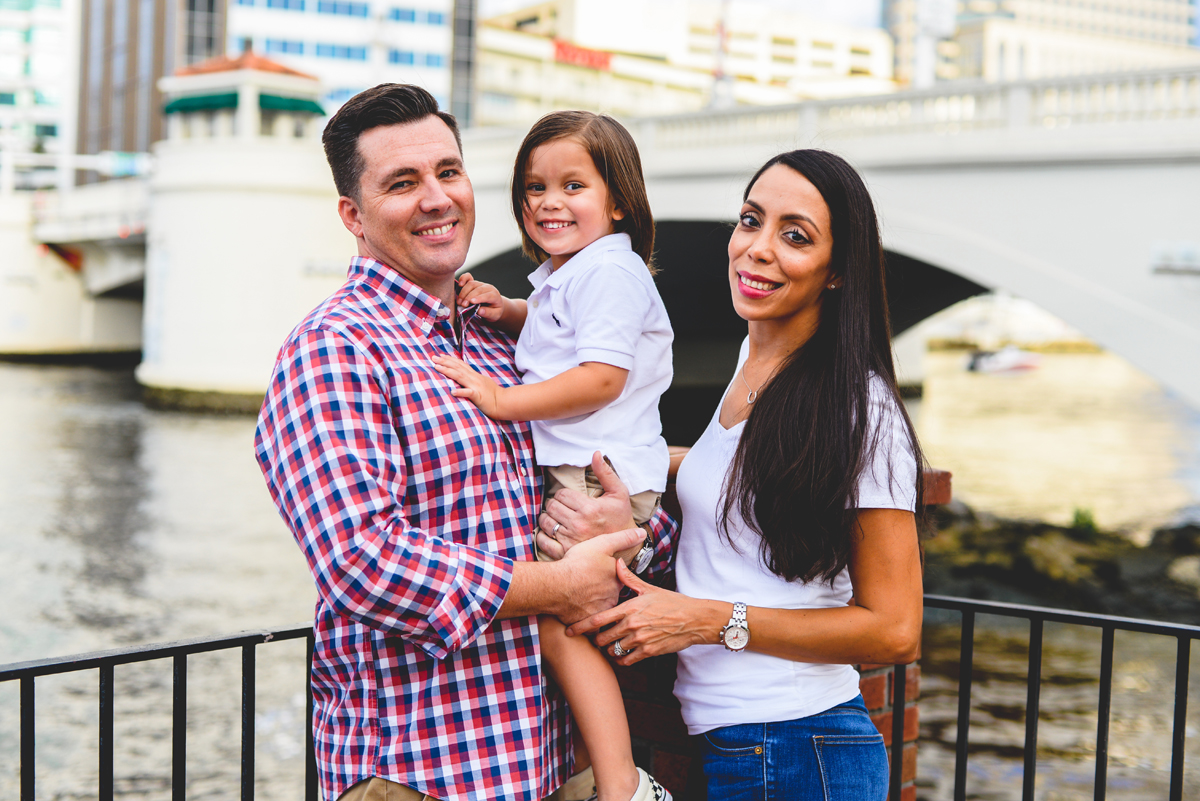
242,644,256,801
953,611,975,801
306,633,319,801
1170,637,1190,801
20,675,34,801
173,654,187,800
99,664,114,801
1094,627,1115,800
889,664,906,801
1022,619,1043,801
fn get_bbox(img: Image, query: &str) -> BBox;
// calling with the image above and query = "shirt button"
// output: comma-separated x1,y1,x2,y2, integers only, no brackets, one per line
531,299,539,308
518,466,527,476
436,308,449,318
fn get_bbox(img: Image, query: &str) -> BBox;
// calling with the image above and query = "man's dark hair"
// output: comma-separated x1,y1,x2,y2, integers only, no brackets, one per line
321,84,462,202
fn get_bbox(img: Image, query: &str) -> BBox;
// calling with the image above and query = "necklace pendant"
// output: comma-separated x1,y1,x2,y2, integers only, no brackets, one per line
746,390,757,404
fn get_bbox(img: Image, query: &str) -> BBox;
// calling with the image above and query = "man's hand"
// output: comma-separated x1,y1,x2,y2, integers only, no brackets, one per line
498,527,644,624
433,355,504,418
536,451,638,563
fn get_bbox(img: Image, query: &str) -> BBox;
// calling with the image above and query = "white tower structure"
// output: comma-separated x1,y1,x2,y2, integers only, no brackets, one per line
137,51,353,404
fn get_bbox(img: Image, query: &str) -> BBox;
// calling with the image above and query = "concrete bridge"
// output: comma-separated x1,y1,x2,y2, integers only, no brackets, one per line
4,65,1199,413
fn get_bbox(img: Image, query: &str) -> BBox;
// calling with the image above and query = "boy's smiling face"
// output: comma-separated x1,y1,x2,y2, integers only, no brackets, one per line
521,138,624,270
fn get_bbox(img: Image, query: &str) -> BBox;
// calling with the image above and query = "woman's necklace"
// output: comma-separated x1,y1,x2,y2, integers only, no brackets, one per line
739,362,769,404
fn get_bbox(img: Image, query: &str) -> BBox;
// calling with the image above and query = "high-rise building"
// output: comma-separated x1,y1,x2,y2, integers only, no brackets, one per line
883,0,959,87
0,0,75,189
75,0,226,182
477,0,895,126
954,0,1200,81
224,0,452,111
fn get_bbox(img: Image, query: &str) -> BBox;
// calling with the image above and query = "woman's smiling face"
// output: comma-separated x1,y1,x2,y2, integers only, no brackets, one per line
728,164,836,333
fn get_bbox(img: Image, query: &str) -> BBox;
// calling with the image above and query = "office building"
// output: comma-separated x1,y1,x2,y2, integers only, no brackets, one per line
477,0,895,126
225,0,452,111
0,0,74,189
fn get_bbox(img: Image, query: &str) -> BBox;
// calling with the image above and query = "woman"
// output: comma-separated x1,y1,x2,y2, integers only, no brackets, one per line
542,149,925,800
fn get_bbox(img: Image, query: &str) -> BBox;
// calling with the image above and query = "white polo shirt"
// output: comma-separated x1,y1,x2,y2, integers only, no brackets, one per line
514,233,673,495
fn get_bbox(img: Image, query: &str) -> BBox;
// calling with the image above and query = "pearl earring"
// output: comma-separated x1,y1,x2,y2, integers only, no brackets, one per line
827,283,837,290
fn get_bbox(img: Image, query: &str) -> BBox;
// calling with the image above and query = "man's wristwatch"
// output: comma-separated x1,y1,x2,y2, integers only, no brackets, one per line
629,530,654,574
720,602,750,652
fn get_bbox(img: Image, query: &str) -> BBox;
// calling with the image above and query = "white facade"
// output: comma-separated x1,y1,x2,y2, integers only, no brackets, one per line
225,0,452,113
956,15,1200,81
0,0,77,190
481,0,895,118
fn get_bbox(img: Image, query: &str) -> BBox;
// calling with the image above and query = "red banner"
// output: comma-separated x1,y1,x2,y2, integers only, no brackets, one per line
553,39,612,71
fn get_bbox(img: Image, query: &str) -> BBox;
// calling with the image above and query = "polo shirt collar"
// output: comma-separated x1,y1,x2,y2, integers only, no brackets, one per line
350,256,455,332
528,233,633,290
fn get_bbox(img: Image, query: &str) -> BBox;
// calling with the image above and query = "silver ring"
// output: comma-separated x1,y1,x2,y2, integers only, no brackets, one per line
611,640,629,657
551,522,562,538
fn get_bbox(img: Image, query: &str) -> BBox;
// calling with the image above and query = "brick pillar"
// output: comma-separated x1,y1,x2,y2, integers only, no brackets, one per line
860,662,921,801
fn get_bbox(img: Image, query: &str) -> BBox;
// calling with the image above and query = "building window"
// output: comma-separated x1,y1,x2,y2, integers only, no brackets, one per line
326,87,361,103
424,52,443,67
389,7,416,21
389,49,415,64
316,43,368,60
236,0,254,5
0,92,15,105
266,38,304,54
425,10,445,24
266,0,305,10
318,0,369,16
35,123,56,136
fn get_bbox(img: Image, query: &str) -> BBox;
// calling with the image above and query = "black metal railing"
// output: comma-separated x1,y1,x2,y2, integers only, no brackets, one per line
4,597,1199,801
0,625,318,801
925,594,1200,801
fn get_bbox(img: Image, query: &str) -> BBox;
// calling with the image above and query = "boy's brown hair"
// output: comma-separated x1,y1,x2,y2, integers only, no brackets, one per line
510,111,655,268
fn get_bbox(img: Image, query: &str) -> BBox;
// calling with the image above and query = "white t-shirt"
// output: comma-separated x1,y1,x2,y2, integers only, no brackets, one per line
514,233,673,495
673,338,917,735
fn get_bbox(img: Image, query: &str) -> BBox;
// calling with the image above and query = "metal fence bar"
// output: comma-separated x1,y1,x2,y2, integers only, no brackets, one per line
953,610,975,801
20,675,34,801
889,663,906,800
173,654,187,801
242,644,256,801
1170,636,1190,801
1022,618,1043,801
99,664,114,801
306,633,318,801
1093,627,1115,801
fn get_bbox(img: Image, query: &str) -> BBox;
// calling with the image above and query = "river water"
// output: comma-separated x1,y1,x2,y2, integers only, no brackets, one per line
1,353,1198,799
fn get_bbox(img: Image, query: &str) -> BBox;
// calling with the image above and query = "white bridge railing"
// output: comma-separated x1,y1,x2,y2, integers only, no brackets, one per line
637,66,1200,150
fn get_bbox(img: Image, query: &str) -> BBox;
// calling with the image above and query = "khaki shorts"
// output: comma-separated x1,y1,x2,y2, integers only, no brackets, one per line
536,463,660,561
338,777,438,801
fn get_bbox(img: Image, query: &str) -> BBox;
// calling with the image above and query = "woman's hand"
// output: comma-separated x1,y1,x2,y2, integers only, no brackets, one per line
536,451,638,561
566,560,724,665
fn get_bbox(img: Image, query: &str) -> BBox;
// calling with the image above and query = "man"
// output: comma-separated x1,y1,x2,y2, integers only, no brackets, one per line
254,84,675,801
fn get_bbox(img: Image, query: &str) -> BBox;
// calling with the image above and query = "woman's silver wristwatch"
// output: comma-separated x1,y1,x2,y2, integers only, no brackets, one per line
629,530,654,574
720,602,750,651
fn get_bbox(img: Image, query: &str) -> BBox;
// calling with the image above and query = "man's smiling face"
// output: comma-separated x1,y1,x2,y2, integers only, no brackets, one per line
338,115,475,303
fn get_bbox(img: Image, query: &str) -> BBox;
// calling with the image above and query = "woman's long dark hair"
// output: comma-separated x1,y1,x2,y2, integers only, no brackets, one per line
720,150,925,584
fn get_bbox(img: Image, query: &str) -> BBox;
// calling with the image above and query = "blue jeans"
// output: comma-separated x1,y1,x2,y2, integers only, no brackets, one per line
700,695,889,801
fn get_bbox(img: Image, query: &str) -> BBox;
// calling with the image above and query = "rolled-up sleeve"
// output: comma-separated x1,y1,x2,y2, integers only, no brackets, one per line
255,328,513,660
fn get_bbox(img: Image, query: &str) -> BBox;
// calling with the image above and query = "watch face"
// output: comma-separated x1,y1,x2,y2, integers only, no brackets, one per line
724,626,749,650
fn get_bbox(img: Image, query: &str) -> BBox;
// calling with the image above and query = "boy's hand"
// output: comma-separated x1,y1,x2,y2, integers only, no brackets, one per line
433,354,504,418
456,273,506,322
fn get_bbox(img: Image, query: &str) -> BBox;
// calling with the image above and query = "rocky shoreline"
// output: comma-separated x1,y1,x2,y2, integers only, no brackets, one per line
923,503,1200,624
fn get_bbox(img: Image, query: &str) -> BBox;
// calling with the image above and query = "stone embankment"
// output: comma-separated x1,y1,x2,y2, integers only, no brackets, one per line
924,503,1200,623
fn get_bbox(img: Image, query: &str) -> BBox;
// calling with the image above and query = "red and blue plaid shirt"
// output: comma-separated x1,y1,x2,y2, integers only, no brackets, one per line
254,257,676,801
